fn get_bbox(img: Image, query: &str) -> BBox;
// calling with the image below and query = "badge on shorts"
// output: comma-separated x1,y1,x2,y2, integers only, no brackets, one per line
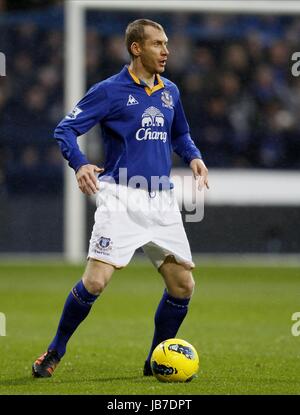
161,90,174,109
98,236,111,249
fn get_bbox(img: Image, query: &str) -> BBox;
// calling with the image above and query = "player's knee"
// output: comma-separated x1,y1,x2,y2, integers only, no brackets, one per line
83,276,106,295
180,276,195,298
82,259,114,295
170,273,195,299
82,267,111,295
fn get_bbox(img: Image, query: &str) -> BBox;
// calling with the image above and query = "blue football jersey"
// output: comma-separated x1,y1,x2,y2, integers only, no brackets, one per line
54,65,202,190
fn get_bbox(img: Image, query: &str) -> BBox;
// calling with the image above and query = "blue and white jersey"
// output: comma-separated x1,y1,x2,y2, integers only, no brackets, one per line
54,65,202,190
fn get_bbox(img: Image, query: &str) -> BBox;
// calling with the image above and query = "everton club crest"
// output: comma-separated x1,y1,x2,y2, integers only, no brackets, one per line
98,236,112,249
161,90,174,109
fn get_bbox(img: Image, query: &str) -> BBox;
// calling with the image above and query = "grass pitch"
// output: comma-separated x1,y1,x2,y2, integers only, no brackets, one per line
0,260,299,395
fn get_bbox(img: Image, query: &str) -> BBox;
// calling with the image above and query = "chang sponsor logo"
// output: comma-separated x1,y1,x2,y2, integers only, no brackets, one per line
135,106,167,143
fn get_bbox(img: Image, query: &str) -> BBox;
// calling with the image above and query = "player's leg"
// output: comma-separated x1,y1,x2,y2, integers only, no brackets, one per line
159,254,195,298
142,186,196,375
143,255,194,375
82,257,115,295
32,259,115,378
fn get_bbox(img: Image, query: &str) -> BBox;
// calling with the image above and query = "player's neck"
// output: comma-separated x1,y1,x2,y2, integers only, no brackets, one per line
129,61,156,89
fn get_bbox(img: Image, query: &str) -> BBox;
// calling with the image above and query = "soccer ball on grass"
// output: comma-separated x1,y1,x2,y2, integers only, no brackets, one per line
150,338,199,382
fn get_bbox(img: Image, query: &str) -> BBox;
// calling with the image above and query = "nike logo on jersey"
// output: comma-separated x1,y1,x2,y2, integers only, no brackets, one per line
127,95,139,106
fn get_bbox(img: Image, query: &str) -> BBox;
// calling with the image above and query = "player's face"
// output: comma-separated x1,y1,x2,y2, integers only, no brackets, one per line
139,26,169,74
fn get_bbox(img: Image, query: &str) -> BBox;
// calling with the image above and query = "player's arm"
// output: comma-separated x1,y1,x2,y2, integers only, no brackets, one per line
171,95,209,189
54,84,109,195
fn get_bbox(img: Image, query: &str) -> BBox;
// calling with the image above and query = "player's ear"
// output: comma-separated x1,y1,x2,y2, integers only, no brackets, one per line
130,42,141,58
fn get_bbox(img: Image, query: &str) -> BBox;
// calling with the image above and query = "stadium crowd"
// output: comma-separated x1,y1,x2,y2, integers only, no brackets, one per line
1,7,300,195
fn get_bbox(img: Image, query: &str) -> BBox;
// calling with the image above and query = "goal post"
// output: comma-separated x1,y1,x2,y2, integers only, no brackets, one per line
64,0,300,263
64,1,86,263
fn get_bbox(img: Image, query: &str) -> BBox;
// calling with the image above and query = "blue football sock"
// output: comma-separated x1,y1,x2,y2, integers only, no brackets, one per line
48,280,99,358
146,289,190,364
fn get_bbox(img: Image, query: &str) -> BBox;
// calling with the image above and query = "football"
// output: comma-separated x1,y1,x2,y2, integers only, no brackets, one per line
150,338,199,382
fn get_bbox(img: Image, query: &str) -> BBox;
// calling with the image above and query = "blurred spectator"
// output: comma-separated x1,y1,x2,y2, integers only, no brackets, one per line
193,46,216,75
245,31,265,66
269,40,290,84
198,95,236,166
223,43,251,85
252,64,280,104
101,35,129,78
5,145,62,195
167,34,192,78
219,72,255,166
86,30,103,86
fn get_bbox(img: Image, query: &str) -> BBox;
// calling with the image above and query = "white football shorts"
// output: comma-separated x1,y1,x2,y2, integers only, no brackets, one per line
88,182,195,270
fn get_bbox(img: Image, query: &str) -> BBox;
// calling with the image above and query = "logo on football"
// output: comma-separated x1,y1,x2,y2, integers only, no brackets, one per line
150,338,199,382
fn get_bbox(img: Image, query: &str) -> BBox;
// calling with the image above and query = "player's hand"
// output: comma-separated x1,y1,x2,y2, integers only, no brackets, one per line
76,164,104,195
189,158,209,190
